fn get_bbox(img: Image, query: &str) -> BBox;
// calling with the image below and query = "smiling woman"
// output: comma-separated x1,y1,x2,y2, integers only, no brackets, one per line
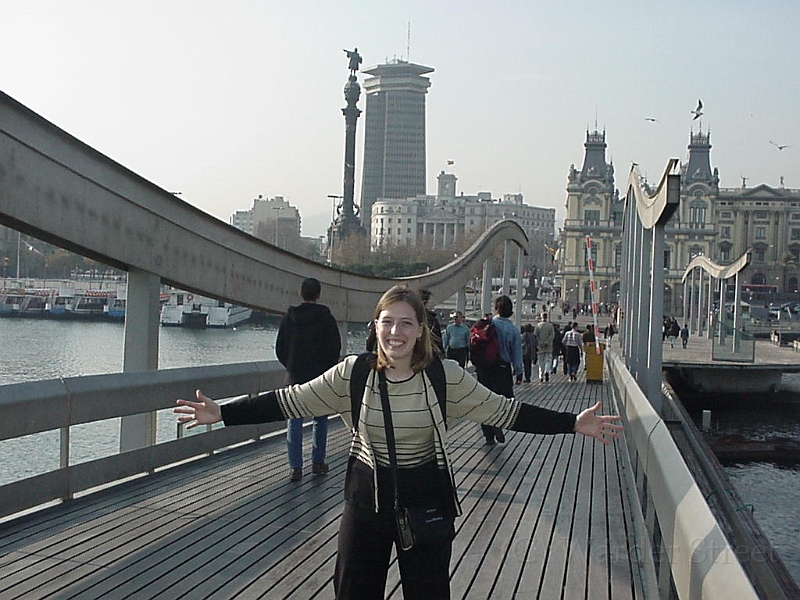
174,284,622,600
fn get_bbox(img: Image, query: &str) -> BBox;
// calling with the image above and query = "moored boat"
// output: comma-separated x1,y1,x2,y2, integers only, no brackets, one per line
159,290,252,328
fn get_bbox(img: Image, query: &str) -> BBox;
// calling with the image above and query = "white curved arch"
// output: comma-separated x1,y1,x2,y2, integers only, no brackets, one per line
681,249,751,283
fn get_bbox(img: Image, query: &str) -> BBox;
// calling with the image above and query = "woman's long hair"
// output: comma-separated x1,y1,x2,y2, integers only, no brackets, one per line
373,285,434,372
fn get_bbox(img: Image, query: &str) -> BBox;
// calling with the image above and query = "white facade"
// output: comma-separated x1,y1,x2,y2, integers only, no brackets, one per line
370,171,556,274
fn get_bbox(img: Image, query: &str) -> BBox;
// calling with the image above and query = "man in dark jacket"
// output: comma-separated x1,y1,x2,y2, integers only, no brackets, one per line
276,278,341,481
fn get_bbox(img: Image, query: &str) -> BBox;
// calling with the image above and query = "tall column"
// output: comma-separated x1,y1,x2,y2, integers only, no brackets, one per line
481,258,493,316
119,268,161,453
328,52,366,259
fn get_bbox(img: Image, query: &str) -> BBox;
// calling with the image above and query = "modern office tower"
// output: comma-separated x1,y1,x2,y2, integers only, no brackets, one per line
359,59,434,226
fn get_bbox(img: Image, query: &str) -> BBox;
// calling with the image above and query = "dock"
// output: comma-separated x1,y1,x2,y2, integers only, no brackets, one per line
0,374,643,599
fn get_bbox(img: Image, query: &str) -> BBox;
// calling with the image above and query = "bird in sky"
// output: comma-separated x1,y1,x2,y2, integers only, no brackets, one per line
691,99,703,120
645,117,659,122
769,141,791,151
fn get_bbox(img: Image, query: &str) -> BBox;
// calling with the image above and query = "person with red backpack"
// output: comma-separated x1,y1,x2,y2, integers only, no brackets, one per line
471,296,524,445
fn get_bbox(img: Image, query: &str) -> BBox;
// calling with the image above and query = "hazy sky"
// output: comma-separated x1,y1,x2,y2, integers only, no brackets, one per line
3,0,799,237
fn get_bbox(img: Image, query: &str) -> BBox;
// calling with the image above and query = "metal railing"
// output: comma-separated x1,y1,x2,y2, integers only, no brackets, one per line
0,362,287,519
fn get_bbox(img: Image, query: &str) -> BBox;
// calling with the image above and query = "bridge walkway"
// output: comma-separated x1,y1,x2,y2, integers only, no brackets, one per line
0,370,643,600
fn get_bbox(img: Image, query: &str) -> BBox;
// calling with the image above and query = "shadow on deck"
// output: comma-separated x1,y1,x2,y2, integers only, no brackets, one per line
0,372,643,600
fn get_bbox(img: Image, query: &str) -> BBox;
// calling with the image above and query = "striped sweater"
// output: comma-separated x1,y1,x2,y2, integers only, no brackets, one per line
221,355,576,513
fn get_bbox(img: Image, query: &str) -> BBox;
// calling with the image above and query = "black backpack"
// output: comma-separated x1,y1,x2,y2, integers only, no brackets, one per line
349,352,447,431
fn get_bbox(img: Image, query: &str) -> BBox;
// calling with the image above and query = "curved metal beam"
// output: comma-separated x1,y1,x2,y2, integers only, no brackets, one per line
627,158,681,229
681,249,751,283
0,91,527,324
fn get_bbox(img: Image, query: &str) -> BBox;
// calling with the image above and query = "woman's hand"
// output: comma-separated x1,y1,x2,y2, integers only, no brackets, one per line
174,389,222,429
574,401,623,446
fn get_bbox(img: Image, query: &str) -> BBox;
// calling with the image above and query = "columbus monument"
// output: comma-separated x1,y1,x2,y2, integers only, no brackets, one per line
327,47,366,261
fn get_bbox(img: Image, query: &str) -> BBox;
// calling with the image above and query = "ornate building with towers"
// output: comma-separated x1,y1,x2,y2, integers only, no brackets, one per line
560,130,622,309
559,128,800,314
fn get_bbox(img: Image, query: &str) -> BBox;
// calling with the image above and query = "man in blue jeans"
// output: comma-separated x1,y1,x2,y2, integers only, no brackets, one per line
276,278,341,481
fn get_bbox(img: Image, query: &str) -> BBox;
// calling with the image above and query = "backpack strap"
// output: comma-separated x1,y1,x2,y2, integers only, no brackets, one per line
349,353,447,432
350,352,374,432
424,356,447,427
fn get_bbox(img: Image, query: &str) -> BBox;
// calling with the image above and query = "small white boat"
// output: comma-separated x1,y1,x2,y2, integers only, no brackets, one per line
160,290,252,328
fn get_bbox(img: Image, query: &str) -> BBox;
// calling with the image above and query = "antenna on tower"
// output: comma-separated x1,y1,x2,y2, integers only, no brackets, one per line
407,22,411,61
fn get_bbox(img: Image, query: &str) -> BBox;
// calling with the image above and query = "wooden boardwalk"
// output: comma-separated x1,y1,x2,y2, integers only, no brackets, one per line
0,371,644,600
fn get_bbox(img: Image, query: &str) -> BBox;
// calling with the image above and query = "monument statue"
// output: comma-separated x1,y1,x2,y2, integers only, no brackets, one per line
344,47,362,75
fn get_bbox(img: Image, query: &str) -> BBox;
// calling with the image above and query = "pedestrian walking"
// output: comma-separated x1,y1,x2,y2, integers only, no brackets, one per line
442,311,470,367
474,296,523,445
534,312,554,383
680,323,689,348
562,322,583,382
276,278,342,481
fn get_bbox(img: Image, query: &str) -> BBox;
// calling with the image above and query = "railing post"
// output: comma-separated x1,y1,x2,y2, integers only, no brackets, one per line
697,269,705,337
635,218,652,394
718,278,725,344
456,288,466,316
733,271,742,352
706,275,715,340
120,268,161,453
682,279,688,330
502,240,512,298
689,269,697,335
515,247,524,328
648,226,664,413
481,257,493,316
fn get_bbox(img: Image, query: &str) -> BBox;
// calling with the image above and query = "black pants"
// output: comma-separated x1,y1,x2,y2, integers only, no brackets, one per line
335,459,453,599
476,363,512,441
446,346,468,368
334,503,452,599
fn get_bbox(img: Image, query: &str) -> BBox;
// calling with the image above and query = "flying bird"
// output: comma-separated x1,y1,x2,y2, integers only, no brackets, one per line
645,117,659,122
691,99,703,120
769,141,791,151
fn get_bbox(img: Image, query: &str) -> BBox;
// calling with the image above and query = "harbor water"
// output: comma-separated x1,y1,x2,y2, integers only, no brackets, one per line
0,318,797,584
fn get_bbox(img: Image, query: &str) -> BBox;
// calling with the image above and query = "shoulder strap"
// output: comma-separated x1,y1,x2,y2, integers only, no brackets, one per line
423,356,447,424
350,352,375,432
350,353,447,431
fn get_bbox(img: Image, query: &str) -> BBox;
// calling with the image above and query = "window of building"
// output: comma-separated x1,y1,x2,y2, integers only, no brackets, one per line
719,242,732,262
755,210,768,219
792,213,800,220
614,244,622,269
584,209,601,223
792,228,800,241
720,211,732,219
755,226,766,239
754,247,765,262
689,202,706,228
721,226,731,238
689,245,703,260
664,249,671,270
